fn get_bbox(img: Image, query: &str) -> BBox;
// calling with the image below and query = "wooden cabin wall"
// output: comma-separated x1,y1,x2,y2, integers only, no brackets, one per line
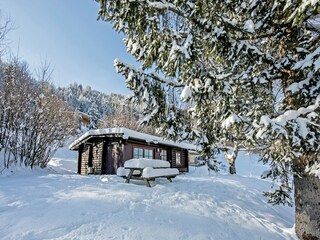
79,144,90,175
181,149,186,166
123,142,161,161
103,141,123,175
122,141,188,172
154,149,161,159
104,143,113,174
78,140,104,175
92,140,104,174
171,148,177,167
112,143,123,174
171,148,188,172
77,137,190,175
101,141,107,174
77,145,82,174
182,149,189,172
123,143,133,162
167,148,172,167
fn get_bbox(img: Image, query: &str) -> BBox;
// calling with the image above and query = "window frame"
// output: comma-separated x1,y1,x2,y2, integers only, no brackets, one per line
132,145,154,159
160,149,167,161
144,149,153,159
175,150,182,166
133,147,144,159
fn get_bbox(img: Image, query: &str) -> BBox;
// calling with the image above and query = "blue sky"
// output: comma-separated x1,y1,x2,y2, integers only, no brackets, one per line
0,0,135,95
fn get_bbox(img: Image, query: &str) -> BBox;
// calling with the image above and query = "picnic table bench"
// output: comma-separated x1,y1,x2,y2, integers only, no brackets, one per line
117,158,179,187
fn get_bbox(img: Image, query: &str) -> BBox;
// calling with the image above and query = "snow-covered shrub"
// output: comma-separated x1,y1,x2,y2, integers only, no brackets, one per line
0,60,78,169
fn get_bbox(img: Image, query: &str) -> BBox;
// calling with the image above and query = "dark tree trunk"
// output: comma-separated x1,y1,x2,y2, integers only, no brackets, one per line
229,162,236,175
294,173,320,239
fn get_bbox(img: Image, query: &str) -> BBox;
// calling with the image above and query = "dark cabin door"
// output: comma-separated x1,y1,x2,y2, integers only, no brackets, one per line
103,143,114,174
102,141,124,175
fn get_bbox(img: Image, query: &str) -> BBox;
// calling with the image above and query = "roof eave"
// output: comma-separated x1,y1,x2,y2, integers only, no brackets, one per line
69,132,125,151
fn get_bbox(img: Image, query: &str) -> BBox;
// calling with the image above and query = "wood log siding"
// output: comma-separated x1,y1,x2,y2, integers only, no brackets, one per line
172,149,183,167
92,140,104,174
123,142,160,161
171,148,188,172
79,140,104,175
131,144,155,159
105,143,114,174
181,150,186,166
180,150,188,172
76,136,190,175
101,141,107,174
80,144,90,175
123,142,133,162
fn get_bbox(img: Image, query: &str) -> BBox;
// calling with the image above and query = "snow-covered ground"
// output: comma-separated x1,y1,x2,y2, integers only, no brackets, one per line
0,149,297,239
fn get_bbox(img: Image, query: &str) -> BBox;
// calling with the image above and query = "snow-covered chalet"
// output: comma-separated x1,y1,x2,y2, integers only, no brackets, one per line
69,128,197,175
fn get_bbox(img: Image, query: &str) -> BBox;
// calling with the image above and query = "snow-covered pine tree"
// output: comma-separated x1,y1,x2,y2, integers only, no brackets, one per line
96,1,320,238
57,84,128,127
87,102,100,129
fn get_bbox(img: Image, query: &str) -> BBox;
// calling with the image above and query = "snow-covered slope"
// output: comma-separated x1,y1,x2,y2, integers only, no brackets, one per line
0,150,297,239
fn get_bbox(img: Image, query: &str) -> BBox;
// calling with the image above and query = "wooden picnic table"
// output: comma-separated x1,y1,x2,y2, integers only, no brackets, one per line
121,159,179,187
124,167,143,183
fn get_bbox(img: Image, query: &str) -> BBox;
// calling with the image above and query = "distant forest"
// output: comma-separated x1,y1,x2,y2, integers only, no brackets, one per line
58,83,126,126
57,83,156,134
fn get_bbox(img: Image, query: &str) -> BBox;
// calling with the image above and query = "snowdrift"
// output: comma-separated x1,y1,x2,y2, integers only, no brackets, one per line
0,149,296,239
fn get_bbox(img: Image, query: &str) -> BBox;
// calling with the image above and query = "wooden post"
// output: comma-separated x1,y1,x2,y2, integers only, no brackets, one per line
144,179,151,187
125,169,134,183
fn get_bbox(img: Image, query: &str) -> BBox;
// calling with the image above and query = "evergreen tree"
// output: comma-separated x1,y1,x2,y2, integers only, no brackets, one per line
57,84,127,125
87,102,100,129
96,0,320,238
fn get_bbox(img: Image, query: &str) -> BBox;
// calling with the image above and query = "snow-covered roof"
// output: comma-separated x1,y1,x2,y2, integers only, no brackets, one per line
69,127,197,151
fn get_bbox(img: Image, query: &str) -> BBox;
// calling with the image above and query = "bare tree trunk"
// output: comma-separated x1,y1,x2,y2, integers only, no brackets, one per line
229,160,236,175
294,173,320,239
223,142,239,175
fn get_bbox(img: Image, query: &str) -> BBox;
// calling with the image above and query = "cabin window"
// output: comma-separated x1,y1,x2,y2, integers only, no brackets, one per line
133,147,153,159
133,148,143,158
144,149,153,159
160,149,167,160
175,151,181,165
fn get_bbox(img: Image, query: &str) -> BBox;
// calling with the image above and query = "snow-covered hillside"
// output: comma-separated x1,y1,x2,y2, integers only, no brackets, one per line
0,150,297,239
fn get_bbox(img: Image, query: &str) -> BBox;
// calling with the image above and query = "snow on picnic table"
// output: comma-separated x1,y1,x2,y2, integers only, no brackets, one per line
0,154,297,240
142,167,179,178
124,158,171,168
